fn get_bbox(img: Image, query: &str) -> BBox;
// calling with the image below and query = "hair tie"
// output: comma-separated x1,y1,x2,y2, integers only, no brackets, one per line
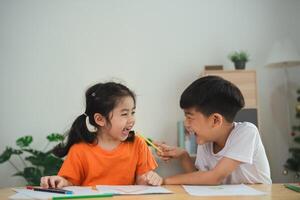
84,114,98,132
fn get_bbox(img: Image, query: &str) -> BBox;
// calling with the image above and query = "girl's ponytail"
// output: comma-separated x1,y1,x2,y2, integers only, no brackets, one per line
53,114,97,157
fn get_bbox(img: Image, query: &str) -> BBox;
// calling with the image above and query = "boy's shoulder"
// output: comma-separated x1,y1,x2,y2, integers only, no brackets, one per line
233,122,259,136
224,122,260,150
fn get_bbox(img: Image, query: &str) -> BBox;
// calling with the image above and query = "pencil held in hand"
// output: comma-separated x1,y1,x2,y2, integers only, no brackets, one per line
136,132,162,153
155,142,186,161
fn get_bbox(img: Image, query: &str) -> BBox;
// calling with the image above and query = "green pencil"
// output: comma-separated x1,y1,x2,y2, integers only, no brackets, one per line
284,184,300,193
137,132,162,153
52,193,113,200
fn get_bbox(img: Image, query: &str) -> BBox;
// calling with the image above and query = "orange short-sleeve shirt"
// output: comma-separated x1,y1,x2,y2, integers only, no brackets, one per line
57,135,158,186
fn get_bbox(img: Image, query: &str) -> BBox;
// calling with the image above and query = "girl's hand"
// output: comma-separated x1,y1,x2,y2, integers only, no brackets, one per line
154,142,186,161
40,175,72,188
136,171,163,186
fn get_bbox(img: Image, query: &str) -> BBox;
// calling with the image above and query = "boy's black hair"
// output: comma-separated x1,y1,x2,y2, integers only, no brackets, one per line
180,76,245,122
53,82,136,157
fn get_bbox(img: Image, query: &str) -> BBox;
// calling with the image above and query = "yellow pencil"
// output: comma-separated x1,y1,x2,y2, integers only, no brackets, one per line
137,132,162,153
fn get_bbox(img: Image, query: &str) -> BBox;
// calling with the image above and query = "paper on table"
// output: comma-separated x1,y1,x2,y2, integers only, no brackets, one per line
10,186,102,200
182,184,266,196
10,189,66,200
96,185,172,195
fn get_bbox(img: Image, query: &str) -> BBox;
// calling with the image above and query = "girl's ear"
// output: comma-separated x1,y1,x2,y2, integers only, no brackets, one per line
94,113,106,127
210,113,223,128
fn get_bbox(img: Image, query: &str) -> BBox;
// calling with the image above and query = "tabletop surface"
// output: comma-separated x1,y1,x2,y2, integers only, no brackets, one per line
1,184,300,200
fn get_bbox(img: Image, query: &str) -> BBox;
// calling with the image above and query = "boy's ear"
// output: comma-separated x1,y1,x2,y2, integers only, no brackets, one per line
210,113,223,127
94,113,106,127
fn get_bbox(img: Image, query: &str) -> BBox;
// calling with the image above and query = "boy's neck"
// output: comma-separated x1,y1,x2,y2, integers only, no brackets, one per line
213,122,235,154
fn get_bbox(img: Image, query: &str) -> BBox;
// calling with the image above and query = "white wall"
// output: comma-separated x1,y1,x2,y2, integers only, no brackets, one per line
1,0,300,187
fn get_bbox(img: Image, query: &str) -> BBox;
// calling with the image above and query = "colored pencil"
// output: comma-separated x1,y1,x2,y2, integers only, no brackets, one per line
26,186,73,194
52,193,113,199
137,132,162,153
284,184,300,193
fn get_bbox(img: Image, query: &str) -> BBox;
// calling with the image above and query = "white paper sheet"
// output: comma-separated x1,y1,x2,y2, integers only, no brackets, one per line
182,184,266,196
96,185,172,195
10,186,172,199
10,187,103,200
10,189,66,200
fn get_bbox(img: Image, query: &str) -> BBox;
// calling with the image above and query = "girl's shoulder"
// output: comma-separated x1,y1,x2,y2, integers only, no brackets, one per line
125,135,148,150
69,142,95,152
132,135,146,145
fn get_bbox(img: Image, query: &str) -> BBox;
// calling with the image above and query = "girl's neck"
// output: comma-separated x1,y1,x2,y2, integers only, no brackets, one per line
97,131,121,151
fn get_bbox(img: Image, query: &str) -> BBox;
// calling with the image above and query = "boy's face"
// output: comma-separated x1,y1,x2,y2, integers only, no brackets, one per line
183,107,216,144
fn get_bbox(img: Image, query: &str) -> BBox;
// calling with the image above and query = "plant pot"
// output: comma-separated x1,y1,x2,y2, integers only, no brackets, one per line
234,61,246,70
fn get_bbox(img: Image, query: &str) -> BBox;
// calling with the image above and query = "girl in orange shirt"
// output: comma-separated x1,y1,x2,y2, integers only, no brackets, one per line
40,82,162,188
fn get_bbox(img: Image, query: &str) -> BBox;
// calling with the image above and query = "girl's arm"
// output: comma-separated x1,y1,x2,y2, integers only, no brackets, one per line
164,157,240,185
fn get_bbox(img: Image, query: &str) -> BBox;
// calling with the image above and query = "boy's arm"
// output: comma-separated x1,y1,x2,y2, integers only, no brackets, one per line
155,142,197,172
180,151,197,173
164,157,240,185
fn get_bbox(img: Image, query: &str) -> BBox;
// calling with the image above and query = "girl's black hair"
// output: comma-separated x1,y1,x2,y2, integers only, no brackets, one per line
53,82,136,157
180,76,245,122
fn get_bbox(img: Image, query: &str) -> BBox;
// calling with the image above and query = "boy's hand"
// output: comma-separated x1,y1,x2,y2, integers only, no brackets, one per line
136,171,163,186
154,142,186,161
40,175,72,188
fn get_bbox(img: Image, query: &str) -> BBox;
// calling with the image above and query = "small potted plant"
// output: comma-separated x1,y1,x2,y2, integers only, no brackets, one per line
228,50,249,70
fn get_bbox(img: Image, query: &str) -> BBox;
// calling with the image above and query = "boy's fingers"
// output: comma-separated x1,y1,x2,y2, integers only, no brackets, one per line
153,175,162,186
147,173,155,185
158,179,162,186
146,172,154,180
154,177,162,186
153,176,161,185
153,141,162,146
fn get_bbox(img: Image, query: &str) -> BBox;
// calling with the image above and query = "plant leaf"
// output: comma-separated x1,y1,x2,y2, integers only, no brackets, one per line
43,155,63,176
285,158,300,171
47,133,64,142
25,156,44,166
294,136,300,143
23,149,45,157
16,136,33,148
22,167,42,186
0,147,23,163
289,148,300,154
0,147,13,163
11,149,23,155
13,171,24,176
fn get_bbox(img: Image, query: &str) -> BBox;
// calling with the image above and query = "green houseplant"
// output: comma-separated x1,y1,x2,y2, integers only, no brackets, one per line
284,89,300,179
0,133,65,186
228,50,249,69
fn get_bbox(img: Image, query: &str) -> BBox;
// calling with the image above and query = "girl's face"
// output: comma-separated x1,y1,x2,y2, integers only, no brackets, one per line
105,96,136,141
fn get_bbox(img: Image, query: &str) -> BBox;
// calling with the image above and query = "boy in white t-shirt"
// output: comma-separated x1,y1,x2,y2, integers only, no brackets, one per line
156,76,271,185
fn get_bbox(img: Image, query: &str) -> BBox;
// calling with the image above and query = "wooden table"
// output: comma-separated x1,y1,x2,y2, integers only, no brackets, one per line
1,184,300,200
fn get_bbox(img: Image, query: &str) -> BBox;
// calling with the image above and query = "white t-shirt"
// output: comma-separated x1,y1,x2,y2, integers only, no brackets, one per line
195,122,272,184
